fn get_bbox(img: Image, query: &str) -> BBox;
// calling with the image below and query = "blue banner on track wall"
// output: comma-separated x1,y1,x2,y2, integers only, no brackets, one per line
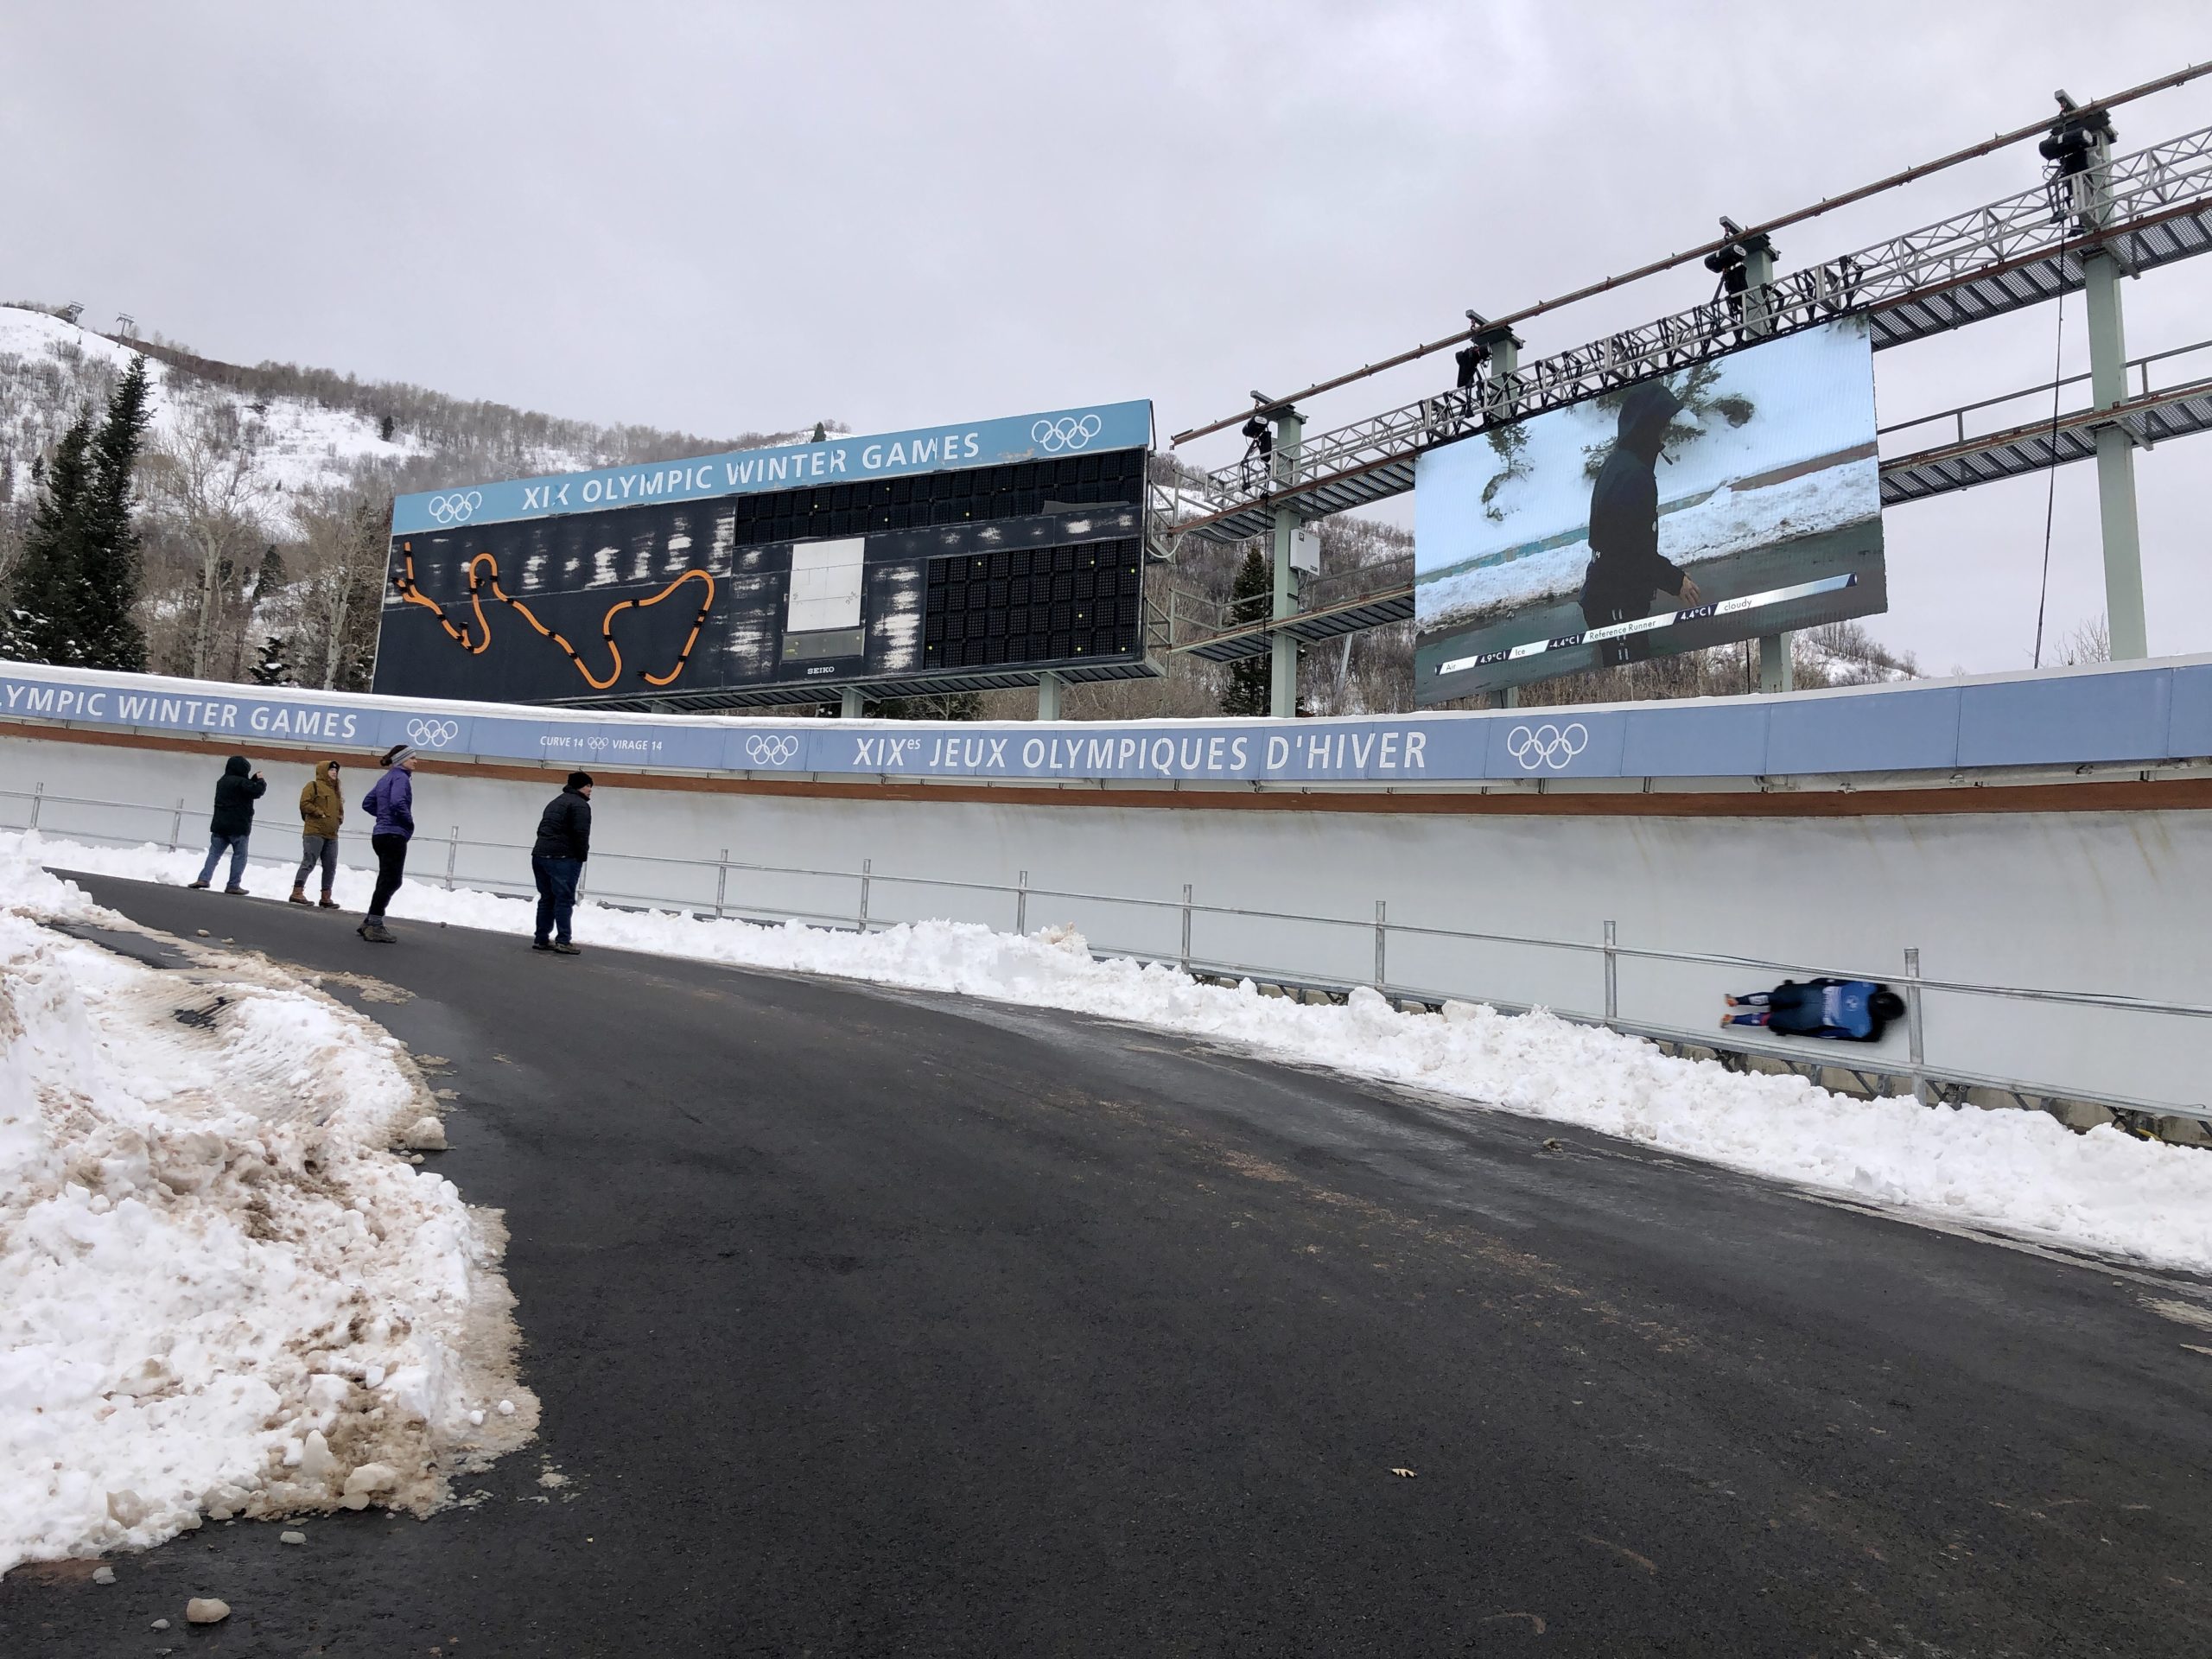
4,662,2209,786
390,401,1154,535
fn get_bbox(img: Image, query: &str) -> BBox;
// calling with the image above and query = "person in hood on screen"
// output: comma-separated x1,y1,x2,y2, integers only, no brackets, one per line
1579,380,1702,666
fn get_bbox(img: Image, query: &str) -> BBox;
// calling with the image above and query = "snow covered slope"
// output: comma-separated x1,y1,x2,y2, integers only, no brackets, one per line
0,305,429,512
0,848,535,1573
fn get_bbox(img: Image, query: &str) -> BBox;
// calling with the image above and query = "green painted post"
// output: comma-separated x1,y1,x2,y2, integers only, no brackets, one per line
2074,123,2147,662
1268,410,1304,721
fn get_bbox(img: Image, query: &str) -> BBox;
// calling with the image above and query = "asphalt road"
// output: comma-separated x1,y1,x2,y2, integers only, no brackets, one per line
6,873,2211,1657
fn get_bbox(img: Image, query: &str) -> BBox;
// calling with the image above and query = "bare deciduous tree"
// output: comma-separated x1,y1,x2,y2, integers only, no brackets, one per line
290,487,392,690
143,386,270,679
2056,613,2111,667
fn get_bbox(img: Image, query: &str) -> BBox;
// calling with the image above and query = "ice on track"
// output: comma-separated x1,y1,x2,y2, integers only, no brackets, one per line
0,843,534,1575
20,829,2212,1281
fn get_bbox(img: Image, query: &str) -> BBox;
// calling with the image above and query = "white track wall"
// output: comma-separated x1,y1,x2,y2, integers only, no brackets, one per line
6,728,2207,1113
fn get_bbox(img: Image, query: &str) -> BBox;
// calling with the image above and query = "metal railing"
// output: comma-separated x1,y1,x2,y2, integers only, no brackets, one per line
1878,336,2212,453
4,780,2205,1124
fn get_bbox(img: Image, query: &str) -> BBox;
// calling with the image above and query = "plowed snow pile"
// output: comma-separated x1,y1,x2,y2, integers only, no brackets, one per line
0,849,533,1574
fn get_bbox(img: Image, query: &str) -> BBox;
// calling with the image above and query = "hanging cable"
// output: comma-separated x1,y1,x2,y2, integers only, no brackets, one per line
2031,291,2069,668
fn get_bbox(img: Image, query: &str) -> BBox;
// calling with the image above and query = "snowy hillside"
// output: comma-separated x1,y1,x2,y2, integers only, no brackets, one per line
2,308,403,519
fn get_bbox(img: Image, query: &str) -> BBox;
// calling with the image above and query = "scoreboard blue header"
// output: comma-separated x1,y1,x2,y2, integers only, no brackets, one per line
391,400,1154,536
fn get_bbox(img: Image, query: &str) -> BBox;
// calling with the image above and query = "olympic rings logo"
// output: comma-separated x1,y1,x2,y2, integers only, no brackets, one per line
1504,721,1588,772
745,734,799,767
426,491,483,525
405,718,460,749
1032,414,1103,454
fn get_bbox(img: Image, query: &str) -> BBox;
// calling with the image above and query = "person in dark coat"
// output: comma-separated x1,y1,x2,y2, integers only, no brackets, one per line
530,772,594,955
358,745,416,944
188,755,266,893
1579,380,1702,666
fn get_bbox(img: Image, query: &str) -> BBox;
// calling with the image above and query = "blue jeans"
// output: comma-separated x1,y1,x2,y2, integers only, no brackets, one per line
532,855,582,944
197,832,250,888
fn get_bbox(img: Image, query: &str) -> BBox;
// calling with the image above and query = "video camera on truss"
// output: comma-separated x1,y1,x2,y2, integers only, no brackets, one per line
2039,92,2116,228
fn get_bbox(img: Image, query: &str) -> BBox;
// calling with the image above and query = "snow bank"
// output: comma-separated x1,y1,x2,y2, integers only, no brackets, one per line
0,844,533,1574
21,830,2212,1278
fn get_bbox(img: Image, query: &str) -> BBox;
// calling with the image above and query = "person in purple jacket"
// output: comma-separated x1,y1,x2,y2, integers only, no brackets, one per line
357,745,416,944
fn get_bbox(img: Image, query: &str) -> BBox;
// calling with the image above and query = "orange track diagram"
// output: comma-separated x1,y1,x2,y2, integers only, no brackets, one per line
391,543,715,690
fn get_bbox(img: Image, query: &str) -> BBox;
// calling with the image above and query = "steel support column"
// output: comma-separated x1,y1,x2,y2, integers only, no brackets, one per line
1034,671,1062,721
1268,410,1304,719
2083,250,2148,659
1485,332,1523,713
840,687,864,718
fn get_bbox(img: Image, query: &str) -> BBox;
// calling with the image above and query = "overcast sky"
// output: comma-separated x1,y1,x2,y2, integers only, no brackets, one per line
6,1,2209,674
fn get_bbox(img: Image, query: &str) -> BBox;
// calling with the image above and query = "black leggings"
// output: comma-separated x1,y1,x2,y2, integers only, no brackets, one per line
368,833,409,918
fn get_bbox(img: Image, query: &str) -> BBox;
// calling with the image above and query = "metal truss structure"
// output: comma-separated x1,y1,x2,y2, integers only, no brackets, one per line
1881,338,2212,504
1165,338,2212,662
1169,122,2212,545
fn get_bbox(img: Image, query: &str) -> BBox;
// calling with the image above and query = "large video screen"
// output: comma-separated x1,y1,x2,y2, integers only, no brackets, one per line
371,403,1152,709
1414,318,1885,702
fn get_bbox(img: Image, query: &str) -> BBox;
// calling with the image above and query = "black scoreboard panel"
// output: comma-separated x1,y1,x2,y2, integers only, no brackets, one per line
727,445,1147,541
925,538,1143,670
372,446,1151,708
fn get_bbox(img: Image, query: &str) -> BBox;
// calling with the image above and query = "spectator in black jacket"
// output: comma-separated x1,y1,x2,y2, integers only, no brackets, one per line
530,772,593,955
188,755,267,893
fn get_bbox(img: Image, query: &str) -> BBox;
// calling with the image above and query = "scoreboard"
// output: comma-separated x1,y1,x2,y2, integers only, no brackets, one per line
371,402,1154,709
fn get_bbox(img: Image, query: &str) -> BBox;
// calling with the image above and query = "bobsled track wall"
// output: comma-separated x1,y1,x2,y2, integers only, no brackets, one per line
2,665,2208,1122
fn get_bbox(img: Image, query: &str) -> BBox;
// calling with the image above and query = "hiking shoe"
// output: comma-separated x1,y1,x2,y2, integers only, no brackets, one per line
187,880,209,890
317,895,340,909
357,919,396,944
551,942,582,956
531,940,555,953
289,889,311,906
224,886,249,896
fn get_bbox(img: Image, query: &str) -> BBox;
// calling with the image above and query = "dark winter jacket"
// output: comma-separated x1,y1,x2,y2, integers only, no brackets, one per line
208,755,267,838
363,768,415,841
1580,380,1692,626
531,786,592,862
1763,979,1896,1043
299,771,344,838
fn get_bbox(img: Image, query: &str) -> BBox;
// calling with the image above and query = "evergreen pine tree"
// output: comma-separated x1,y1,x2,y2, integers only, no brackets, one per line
3,418,96,664
79,356,153,670
1219,544,1273,717
251,634,293,685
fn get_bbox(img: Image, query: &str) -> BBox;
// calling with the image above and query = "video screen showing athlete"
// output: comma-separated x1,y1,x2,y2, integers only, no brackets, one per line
1578,381,1702,667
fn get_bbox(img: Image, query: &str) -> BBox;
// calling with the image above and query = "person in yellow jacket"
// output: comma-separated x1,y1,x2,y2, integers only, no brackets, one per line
289,759,346,908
